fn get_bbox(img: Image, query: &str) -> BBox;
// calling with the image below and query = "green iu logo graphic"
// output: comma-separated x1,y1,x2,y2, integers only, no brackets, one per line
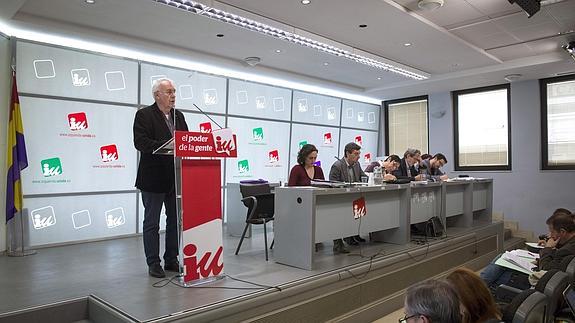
298,140,308,149
238,160,250,174
41,157,63,177
252,127,264,142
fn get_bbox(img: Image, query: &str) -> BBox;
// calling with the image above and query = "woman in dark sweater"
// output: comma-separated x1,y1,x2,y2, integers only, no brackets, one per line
288,144,325,186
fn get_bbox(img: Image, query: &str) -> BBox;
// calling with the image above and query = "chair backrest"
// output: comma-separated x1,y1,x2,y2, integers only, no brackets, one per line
239,183,274,221
561,255,575,281
239,183,271,199
535,269,570,322
502,289,547,323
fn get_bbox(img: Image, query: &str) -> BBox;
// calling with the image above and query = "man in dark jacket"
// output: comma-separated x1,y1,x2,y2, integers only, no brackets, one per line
134,78,188,278
393,148,423,181
481,210,575,290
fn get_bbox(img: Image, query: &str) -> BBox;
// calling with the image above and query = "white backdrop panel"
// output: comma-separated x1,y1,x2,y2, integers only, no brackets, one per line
228,79,291,121
140,63,227,114
340,129,379,169
289,124,340,175
292,91,341,126
24,193,137,246
226,117,290,183
341,100,380,131
17,41,138,104
20,97,137,195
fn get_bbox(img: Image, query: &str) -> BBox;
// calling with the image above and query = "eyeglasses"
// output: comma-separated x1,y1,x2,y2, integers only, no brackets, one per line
398,314,420,323
158,90,176,96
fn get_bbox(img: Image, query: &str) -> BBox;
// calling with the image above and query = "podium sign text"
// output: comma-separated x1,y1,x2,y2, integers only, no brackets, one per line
175,129,237,158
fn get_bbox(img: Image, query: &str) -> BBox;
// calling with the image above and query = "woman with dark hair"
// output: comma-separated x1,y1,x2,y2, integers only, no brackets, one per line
446,268,501,323
288,144,325,186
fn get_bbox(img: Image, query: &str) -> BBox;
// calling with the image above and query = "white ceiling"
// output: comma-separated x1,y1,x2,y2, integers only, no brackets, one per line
1,0,574,101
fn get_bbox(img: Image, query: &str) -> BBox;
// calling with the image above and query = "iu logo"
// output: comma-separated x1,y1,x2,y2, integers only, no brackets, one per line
68,112,88,131
268,150,279,163
183,244,224,281
238,160,250,174
100,144,119,162
323,132,332,144
352,197,367,220
41,157,63,177
354,135,363,146
213,128,236,156
199,122,212,133
364,153,371,163
252,127,264,142
31,206,57,230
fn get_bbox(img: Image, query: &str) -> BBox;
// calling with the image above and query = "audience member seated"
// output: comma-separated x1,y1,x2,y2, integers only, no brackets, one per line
446,268,502,323
287,144,324,186
329,142,366,253
538,208,573,245
418,153,449,181
393,148,424,181
401,279,462,323
365,154,401,181
481,210,575,292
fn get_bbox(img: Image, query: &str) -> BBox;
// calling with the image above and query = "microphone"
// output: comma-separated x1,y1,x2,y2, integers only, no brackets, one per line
193,103,224,129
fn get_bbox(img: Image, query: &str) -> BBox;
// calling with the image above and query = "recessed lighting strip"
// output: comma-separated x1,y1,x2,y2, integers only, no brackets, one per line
153,0,428,80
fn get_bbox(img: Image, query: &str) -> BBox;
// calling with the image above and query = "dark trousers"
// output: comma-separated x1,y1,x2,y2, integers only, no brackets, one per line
141,190,178,266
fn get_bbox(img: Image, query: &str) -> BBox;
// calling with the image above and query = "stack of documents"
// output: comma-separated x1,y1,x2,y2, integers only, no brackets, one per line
495,250,539,275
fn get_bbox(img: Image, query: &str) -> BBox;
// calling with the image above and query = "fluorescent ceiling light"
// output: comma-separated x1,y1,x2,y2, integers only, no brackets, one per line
153,0,428,80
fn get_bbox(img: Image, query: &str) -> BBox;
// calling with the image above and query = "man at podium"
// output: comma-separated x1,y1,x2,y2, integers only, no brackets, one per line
133,78,189,278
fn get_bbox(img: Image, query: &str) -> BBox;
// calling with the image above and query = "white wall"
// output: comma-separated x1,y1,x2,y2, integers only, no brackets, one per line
0,35,11,253
428,80,575,235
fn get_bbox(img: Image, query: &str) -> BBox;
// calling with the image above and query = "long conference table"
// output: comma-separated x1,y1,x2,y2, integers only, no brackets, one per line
273,178,493,270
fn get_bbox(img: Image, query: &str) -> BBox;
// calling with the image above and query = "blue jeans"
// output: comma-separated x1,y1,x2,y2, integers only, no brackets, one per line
141,190,178,266
480,255,531,291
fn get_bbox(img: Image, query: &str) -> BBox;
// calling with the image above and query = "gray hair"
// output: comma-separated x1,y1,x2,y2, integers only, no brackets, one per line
151,78,175,97
405,279,462,323
404,148,421,158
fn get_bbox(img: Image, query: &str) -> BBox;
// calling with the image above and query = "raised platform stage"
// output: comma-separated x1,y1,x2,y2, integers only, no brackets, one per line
0,221,503,323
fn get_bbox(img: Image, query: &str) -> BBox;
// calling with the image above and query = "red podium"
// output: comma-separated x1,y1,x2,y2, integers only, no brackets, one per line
172,128,237,285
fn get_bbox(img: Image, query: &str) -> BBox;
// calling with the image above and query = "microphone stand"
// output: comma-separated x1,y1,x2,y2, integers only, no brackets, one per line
193,103,223,130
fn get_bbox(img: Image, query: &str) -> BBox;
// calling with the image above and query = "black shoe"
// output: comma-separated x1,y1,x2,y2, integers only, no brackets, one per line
164,261,181,272
344,237,359,246
354,235,366,243
333,239,350,254
148,264,166,278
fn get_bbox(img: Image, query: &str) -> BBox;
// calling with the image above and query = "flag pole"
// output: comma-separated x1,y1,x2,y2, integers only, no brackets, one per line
6,41,36,257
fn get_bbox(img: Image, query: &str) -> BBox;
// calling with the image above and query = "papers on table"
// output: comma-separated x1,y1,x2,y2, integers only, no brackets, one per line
495,250,538,275
526,242,544,249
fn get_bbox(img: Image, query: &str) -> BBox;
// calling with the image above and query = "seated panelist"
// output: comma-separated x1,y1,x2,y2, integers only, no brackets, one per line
365,155,401,182
288,144,325,186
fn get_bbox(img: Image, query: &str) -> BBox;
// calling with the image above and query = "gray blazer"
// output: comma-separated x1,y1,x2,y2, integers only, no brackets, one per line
329,158,366,183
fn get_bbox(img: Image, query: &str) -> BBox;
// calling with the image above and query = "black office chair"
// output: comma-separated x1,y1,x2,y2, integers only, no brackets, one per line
496,269,570,323
501,289,547,323
534,269,570,322
235,183,275,261
561,255,575,281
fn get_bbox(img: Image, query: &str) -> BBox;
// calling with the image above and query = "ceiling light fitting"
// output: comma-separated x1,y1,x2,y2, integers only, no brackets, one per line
417,0,444,11
153,0,428,80
85,0,96,4
244,56,261,67
563,41,575,62
301,0,311,4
